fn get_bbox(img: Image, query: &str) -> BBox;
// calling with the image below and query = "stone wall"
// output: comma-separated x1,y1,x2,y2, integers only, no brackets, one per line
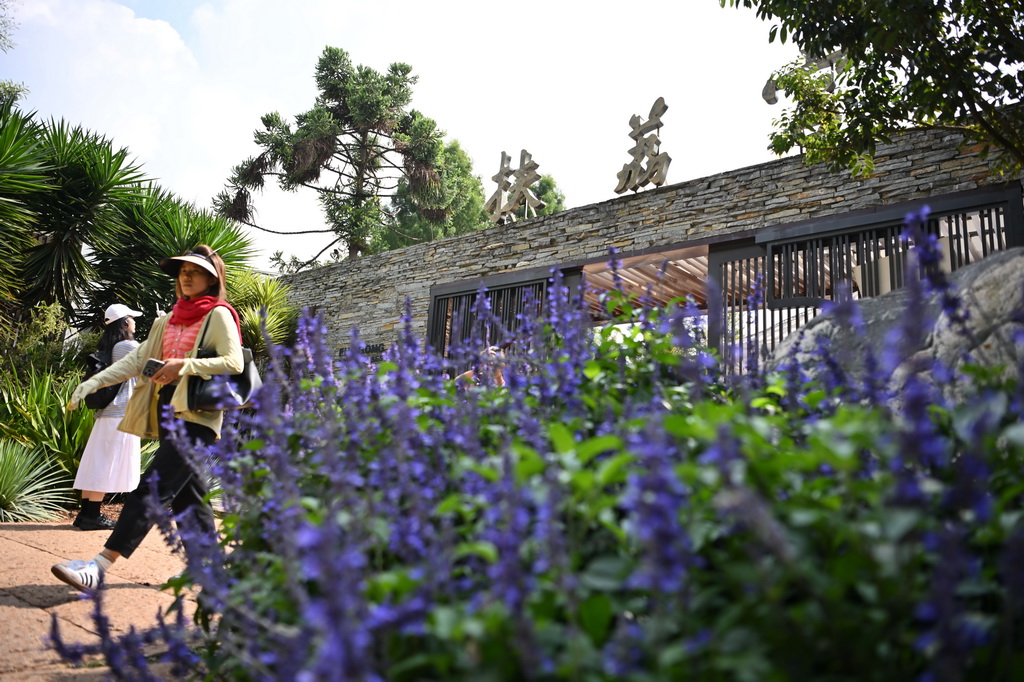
283,129,1019,352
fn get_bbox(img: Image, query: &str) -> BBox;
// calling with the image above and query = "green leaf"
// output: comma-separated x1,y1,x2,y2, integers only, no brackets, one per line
803,390,827,409
429,605,459,640
435,493,464,515
596,452,633,487
464,462,500,483
571,469,596,496
663,414,692,438
375,361,399,376
548,422,575,454
454,541,498,564
579,594,614,646
577,435,623,464
881,509,921,541
787,508,821,527
580,555,630,591
514,443,545,481
1002,422,1024,448
367,569,419,600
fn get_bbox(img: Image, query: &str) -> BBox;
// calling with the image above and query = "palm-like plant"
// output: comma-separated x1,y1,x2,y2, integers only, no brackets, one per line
228,268,299,356
18,119,149,320
0,366,94,479
83,187,258,337
0,439,74,522
0,103,50,315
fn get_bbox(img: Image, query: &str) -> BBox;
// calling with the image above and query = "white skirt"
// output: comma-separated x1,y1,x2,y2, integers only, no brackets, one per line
73,416,142,493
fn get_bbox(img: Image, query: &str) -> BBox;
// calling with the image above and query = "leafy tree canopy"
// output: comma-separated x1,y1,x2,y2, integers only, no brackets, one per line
16,118,149,321
217,46,453,267
0,102,49,314
370,139,488,254
83,185,258,338
723,0,1024,177
0,102,267,345
517,174,566,220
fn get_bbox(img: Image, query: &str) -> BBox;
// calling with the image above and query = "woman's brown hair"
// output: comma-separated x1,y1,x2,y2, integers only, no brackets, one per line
172,245,228,300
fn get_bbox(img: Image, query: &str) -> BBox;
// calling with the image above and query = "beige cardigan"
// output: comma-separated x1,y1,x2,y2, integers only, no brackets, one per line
86,307,244,440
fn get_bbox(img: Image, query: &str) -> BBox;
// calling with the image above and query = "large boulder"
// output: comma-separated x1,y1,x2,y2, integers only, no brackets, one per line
767,247,1024,400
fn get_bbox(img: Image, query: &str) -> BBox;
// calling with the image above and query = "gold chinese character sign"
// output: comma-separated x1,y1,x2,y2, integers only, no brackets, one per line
485,149,546,225
614,97,671,194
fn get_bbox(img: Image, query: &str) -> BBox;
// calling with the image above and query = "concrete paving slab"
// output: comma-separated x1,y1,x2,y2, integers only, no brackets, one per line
0,518,196,681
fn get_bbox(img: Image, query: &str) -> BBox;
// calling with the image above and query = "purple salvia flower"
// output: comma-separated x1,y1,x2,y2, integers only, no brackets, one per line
602,620,646,677
622,420,695,596
607,246,625,292
917,524,989,682
155,604,201,677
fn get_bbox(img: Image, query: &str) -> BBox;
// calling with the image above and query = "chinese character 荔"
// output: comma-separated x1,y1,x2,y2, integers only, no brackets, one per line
614,97,672,194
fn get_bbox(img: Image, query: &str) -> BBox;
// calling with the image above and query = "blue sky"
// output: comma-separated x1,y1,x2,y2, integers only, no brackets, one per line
4,0,801,267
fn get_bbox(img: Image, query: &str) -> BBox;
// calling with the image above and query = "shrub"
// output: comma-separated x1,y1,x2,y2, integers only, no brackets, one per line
53,242,1024,681
0,366,94,480
0,302,84,384
0,440,74,522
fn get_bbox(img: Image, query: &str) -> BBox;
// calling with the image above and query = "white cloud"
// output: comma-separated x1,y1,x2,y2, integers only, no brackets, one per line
6,0,801,268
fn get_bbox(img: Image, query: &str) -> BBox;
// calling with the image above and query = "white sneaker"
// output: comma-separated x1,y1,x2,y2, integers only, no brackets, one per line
51,559,104,592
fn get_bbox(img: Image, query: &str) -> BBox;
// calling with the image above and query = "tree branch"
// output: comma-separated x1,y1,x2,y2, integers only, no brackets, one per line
236,217,334,236
293,236,345,273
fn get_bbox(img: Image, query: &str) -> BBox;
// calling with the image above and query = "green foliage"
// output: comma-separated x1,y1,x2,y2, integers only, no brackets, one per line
515,174,566,220
268,251,332,274
0,0,15,54
0,102,48,313
218,46,451,262
0,0,25,103
0,101,257,337
18,118,149,317
152,286,1024,680
227,269,300,356
372,139,488,253
82,186,258,338
0,302,83,384
722,0,1024,176
0,439,74,522
0,366,94,480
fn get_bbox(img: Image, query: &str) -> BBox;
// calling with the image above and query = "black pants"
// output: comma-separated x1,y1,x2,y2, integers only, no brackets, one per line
105,385,216,558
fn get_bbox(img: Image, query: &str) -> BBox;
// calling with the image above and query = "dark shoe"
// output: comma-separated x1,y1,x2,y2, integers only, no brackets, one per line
73,513,116,531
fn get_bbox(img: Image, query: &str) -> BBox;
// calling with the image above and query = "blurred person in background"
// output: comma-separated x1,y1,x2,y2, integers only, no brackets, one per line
72,303,143,531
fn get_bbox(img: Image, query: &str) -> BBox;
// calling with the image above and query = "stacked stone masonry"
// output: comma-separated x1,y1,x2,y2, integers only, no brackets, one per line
282,129,1021,353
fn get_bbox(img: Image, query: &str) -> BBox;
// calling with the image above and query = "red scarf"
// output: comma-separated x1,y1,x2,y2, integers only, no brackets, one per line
168,296,242,341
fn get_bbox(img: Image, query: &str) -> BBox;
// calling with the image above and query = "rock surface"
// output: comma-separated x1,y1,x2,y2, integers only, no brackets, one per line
768,247,1024,400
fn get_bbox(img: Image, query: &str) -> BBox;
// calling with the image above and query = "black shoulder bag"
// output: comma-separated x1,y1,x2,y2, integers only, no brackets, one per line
83,349,124,410
186,323,262,412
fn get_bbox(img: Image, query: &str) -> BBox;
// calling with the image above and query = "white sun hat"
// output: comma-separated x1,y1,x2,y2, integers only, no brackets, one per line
104,303,142,325
159,251,218,278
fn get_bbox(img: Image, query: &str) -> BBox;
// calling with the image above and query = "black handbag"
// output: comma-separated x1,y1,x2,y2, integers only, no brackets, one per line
186,324,262,411
83,349,124,410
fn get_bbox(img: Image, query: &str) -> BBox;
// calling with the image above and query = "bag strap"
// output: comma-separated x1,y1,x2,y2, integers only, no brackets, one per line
195,314,211,353
193,307,242,353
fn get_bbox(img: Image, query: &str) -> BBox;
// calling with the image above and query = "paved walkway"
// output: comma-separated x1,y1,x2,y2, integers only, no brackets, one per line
0,518,189,680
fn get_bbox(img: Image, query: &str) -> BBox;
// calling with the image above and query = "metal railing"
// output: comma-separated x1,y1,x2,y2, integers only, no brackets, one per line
709,184,1024,373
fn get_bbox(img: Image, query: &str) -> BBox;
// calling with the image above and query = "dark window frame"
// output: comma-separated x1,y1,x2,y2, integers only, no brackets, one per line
759,183,1023,309
426,265,582,358
708,182,1024,372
